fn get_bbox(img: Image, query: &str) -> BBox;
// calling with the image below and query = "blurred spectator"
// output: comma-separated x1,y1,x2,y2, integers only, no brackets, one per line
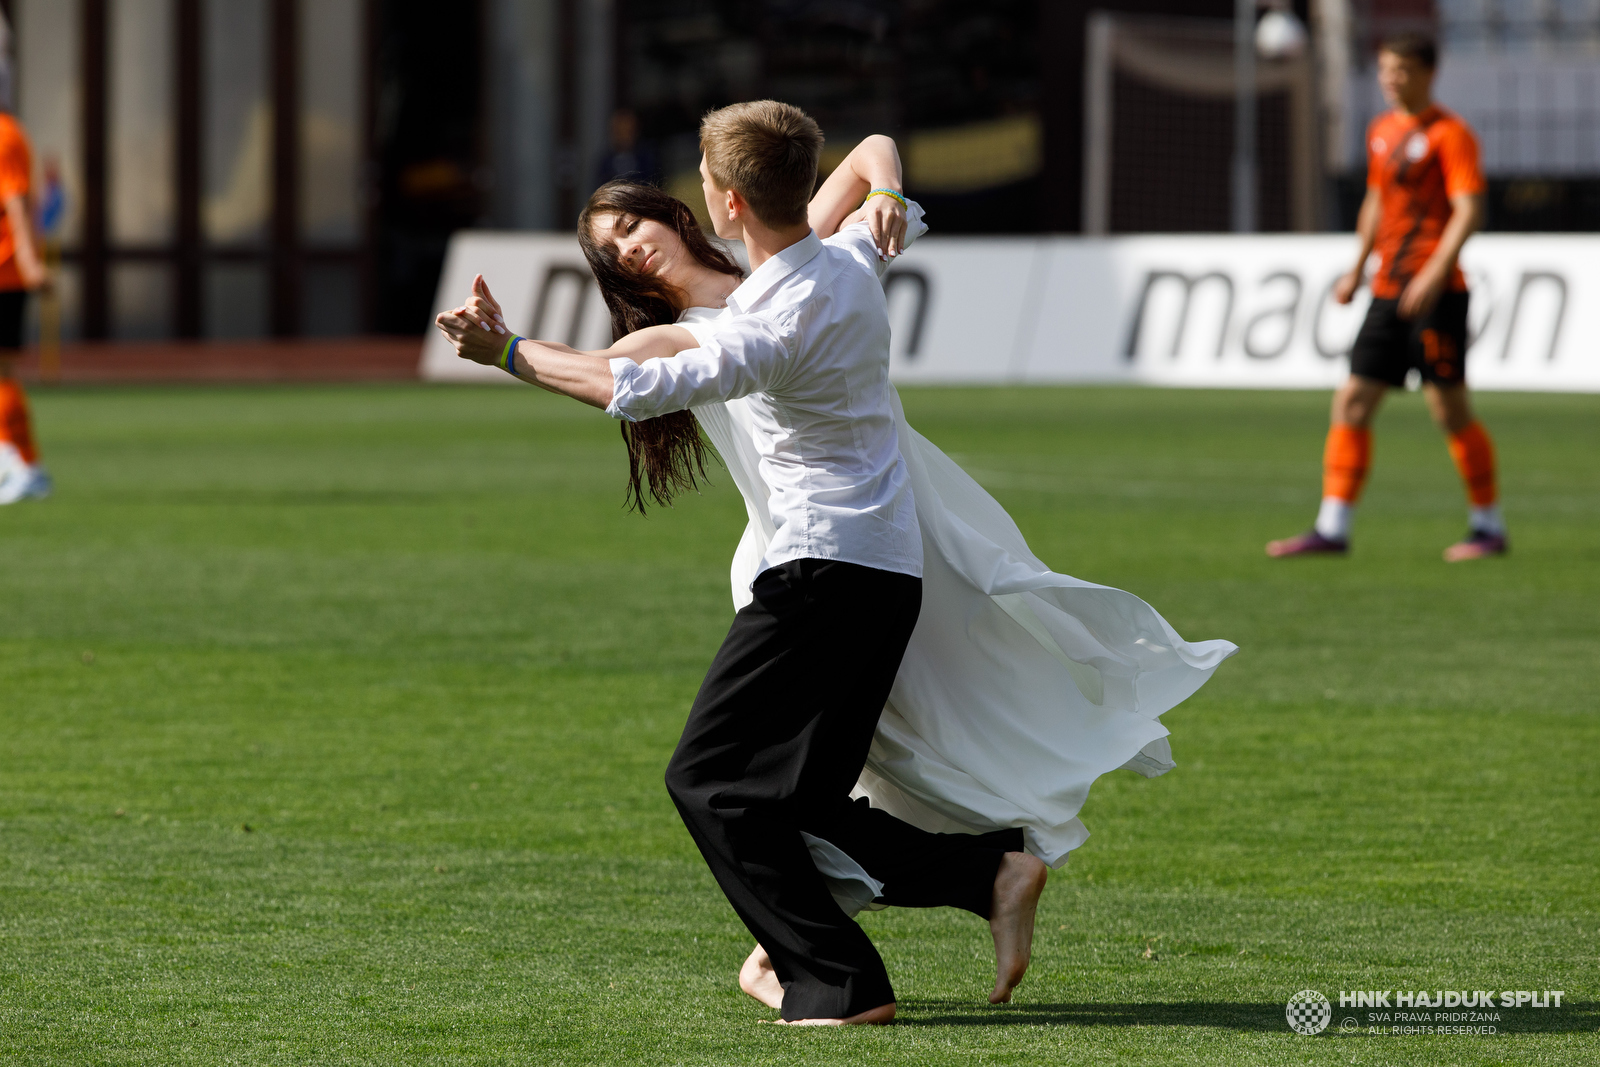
595,109,660,187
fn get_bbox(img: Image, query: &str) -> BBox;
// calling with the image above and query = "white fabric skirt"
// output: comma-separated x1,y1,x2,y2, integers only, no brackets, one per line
692,387,1236,910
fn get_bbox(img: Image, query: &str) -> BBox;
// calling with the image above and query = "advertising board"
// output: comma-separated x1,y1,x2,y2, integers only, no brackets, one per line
423,232,1596,392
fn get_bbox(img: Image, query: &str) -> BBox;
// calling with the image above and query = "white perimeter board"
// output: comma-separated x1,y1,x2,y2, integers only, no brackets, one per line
423,231,1600,392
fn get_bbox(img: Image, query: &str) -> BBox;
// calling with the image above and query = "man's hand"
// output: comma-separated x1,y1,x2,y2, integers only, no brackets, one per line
1397,260,1449,320
434,274,511,366
1332,266,1364,305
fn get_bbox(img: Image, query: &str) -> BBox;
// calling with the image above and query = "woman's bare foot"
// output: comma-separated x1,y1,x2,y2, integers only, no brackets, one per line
989,850,1048,1004
738,944,784,1009
764,1002,896,1026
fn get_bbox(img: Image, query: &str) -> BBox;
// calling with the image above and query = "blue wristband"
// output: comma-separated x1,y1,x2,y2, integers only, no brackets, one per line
865,188,908,208
498,334,523,375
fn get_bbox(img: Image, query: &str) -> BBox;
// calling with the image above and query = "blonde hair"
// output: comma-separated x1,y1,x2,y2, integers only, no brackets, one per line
700,100,823,228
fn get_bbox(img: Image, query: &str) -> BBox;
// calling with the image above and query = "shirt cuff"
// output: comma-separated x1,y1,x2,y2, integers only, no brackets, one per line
605,357,641,422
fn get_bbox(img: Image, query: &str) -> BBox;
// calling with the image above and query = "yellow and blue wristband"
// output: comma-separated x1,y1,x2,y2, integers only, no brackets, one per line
865,188,907,208
497,334,523,375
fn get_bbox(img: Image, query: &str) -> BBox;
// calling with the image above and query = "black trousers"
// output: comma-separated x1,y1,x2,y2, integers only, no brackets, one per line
665,558,1022,1021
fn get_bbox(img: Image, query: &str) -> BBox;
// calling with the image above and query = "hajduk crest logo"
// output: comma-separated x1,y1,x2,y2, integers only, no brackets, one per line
1286,989,1332,1034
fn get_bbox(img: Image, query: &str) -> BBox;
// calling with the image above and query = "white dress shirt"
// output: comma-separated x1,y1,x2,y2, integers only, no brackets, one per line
606,202,930,578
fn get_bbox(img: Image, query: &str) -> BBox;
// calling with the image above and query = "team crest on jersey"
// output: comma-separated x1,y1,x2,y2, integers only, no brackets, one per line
1405,132,1428,160
1372,136,1387,154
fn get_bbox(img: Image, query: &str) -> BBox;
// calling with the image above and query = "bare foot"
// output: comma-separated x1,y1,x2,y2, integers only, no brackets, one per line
763,1002,896,1026
988,850,1048,1004
738,944,784,1009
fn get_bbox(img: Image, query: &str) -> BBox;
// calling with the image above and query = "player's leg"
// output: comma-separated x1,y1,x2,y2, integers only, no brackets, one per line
1268,299,1403,556
1270,298,1405,556
1412,292,1504,560
0,290,50,505
1317,374,1387,538
1317,299,1409,541
1428,384,1502,549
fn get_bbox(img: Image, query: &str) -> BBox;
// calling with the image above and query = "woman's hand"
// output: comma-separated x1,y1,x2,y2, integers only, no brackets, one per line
857,193,908,260
836,195,907,259
807,134,906,249
434,274,510,365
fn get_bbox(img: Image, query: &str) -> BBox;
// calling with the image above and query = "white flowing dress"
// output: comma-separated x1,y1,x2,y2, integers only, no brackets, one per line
680,306,1237,912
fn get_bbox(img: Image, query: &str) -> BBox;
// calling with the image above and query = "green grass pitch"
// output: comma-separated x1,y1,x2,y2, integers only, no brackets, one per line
1,382,1596,1065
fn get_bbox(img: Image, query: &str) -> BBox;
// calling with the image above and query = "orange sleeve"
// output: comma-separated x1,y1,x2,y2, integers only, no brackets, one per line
1438,120,1485,198
1365,118,1383,189
0,122,27,202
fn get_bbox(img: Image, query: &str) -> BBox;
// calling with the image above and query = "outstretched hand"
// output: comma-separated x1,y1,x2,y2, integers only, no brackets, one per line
840,194,908,260
434,274,511,366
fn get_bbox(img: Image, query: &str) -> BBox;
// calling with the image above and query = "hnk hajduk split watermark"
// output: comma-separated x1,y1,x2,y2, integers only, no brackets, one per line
1285,988,1566,1036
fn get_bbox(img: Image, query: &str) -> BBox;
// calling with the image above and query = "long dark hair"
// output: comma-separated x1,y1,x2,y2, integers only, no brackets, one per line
577,181,743,514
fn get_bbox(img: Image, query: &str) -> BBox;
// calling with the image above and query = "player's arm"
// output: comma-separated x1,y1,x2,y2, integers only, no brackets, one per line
1333,187,1380,305
1397,191,1484,320
807,134,906,258
3,194,48,290
434,275,697,409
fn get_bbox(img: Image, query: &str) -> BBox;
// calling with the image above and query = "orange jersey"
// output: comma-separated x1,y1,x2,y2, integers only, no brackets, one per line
1365,105,1484,300
0,114,31,292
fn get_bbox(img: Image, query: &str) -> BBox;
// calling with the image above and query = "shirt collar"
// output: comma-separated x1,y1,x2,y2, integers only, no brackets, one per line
727,230,823,314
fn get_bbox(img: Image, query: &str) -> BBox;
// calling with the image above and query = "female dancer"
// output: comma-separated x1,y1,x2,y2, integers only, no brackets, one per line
438,133,1236,1014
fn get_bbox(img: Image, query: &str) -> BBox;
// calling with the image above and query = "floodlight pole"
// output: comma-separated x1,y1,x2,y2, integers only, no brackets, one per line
1232,0,1257,233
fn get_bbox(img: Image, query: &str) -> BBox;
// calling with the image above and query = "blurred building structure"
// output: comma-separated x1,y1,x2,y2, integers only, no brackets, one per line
1073,4,1320,235
9,0,1600,342
14,0,376,341
11,0,485,341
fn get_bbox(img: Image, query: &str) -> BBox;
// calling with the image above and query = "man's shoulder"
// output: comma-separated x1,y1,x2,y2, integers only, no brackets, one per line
810,239,889,300
755,244,873,315
1428,107,1478,144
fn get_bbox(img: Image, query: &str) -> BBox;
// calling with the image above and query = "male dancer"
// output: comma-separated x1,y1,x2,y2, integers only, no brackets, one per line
436,101,1047,1024
1268,34,1500,561
0,35,50,505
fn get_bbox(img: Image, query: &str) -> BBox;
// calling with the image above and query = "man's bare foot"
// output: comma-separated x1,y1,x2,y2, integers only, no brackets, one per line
738,944,784,1009
763,1002,896,1026
989,850,1048,1004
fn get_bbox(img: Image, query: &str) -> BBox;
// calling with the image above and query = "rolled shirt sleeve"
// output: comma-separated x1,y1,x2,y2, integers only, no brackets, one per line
605,309,798,422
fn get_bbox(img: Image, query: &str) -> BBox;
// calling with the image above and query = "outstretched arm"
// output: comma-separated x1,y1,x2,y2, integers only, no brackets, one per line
808,134,907,258
435,275,698,408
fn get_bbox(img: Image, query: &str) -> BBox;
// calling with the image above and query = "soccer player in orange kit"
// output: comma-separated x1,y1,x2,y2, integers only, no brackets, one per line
0,82,52,505
1268,34,1502,561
